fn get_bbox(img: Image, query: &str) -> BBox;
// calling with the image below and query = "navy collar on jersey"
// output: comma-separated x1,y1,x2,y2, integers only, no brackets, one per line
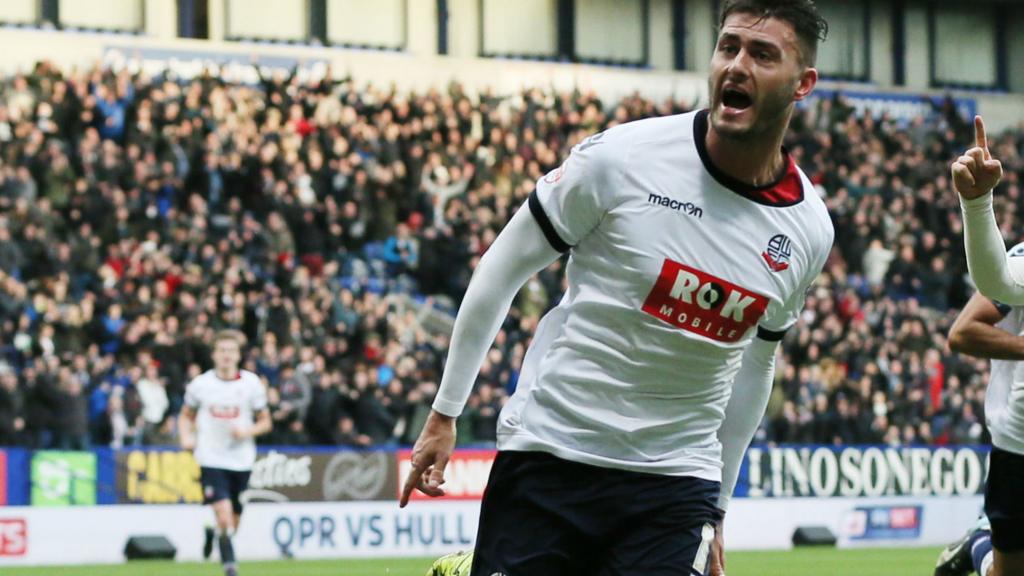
693,109,805,207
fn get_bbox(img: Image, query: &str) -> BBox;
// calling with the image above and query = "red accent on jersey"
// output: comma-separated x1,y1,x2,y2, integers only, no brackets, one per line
209,406,241,419
641,259,769,343
762,251,790,272
753,158,803,205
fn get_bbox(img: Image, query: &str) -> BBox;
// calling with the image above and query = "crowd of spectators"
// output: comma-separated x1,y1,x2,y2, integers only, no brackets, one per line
0,58,1021,451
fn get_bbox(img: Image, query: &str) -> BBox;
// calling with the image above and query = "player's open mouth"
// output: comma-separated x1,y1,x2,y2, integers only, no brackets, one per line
721,88,753,113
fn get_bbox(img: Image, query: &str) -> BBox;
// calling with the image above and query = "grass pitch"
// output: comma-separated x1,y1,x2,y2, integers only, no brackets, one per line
3,547,942,575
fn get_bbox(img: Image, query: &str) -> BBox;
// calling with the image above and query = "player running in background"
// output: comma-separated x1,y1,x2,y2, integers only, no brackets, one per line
946,117,1024,576
179,330,271,576
403,1,833,575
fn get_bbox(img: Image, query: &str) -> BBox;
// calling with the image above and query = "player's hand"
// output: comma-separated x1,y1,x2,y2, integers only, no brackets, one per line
709,519,726,576
180,436,196,451
400,409,456,508
231,425,251,440
952,116,1003,200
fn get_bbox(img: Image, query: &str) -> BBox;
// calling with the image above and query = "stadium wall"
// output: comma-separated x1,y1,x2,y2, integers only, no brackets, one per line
0,27,1021,133
0,446,991,565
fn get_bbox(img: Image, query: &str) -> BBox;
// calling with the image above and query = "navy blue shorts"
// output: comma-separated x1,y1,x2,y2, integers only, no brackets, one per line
984,446,1024,552
471,451,722,576
200,467,251,515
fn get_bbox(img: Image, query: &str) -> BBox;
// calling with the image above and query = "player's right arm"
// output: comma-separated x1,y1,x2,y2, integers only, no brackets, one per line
179,381,200,451
401,130,624,507
954,116,1023,304
400,203,562,507
178,404,197,451
948,293,1024,360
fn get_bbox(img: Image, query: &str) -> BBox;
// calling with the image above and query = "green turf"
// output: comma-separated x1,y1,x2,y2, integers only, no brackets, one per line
3,547,943,575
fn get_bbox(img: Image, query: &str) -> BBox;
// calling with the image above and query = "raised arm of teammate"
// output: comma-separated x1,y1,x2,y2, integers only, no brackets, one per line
956,116,1021,303
400,203,562,507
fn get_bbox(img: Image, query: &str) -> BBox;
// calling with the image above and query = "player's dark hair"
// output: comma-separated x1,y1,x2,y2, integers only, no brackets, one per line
719,0,829,66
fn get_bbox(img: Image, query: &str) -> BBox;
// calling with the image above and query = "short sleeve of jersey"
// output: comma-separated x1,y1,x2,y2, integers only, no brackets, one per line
529,128,627,251
758,218,834,339
184,381,201,409
250,376,268,412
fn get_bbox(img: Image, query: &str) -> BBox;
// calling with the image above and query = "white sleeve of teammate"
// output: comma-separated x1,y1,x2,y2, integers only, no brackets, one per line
431,204,562,417
716,338,776,512
961,193,1024,305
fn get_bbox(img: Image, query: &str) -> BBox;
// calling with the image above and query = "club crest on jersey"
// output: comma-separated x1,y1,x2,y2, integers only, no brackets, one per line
641,259,769,343
762,234,792,272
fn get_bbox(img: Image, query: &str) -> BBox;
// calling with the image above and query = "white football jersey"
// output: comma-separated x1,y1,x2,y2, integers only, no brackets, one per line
184,369,267,471
986,243,1024,456
498,110,834,481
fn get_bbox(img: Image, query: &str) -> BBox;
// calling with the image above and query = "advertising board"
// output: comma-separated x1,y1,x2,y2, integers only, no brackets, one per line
116,448,396,504
396,450,494,502
30,452,96,506
735,445,989,499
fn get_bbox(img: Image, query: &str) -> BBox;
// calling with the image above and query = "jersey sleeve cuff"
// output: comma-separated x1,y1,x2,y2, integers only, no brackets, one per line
959,191,993,212
431,397,464,418
756,325,788,342
716,493,731,513
528,190,572,253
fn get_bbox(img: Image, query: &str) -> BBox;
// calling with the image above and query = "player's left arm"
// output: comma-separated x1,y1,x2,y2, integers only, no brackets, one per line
233,409,272,440
717,337,778,511
232,379,272,440
709,336,777,576
712,220,834,575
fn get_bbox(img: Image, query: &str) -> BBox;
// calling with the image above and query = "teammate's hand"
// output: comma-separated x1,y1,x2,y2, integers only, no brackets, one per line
952,116,1003,200
709,519,726,576
400,409,456,508
180,436,196,451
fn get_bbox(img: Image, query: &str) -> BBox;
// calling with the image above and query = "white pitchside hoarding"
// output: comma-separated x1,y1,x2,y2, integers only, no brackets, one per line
0,496,983,566
0,500,481,566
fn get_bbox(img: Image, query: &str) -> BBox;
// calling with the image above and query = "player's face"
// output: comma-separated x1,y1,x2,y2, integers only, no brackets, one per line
708,13,816,141
212,340,241,374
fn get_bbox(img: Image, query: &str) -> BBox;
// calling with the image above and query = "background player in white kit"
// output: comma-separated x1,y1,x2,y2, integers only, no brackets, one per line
404,1,833,575
944,118,1024,576
179,330,271,576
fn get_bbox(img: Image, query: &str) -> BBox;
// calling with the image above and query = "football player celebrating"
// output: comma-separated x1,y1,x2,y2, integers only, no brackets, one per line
179,330,271,576
946,116,1024,576
402,1,833,575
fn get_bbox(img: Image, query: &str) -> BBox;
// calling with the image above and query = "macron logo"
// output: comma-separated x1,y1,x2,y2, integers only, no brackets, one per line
648,193,703,219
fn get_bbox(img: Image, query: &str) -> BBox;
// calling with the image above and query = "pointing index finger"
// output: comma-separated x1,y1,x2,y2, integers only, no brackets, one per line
400,460,425,508
975,115,990,159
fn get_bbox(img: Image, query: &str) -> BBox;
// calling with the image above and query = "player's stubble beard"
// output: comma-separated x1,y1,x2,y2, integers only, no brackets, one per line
708,80,796,144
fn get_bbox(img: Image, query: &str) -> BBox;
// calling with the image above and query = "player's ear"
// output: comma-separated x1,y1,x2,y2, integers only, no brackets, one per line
793,67,817,102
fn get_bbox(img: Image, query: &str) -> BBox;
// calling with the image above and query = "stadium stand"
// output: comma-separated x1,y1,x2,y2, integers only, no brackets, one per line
0,60,1021,451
